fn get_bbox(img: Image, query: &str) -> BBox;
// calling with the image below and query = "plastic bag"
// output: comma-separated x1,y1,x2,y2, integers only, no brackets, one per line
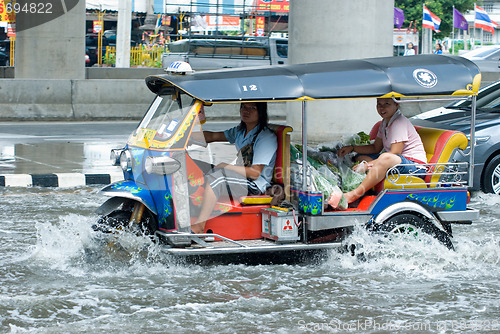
338,158,366,192
309,165,347,210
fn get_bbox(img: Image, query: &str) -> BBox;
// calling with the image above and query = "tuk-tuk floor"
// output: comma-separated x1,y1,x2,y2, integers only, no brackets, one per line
189,238,281,248
163,238,343,256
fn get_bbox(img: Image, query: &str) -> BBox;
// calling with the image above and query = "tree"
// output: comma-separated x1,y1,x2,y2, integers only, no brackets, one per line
395,0,476,38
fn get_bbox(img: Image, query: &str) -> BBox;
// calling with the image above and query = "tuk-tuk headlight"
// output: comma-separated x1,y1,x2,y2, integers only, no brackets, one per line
119,150,133,172
145,156,181,175
110,149,124,166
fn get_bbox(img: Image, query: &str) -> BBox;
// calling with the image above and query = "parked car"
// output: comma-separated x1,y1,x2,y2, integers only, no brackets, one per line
102,30,116,47
0,39,10,66
460,45,500,72
0,51,8,66
85,34,110,67
102,29,139,48
412,79,500,194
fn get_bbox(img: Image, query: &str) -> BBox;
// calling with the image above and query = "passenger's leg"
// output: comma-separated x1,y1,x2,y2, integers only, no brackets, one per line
354,154,376,163
191,168,250,233
344,153,402,203
191,184,216,233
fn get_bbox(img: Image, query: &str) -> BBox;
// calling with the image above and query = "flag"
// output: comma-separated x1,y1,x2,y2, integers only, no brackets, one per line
155,14,163,29
394,7,405,29
453,8,468,30
475,5,498,34
154,14,163,35
422,5,441,32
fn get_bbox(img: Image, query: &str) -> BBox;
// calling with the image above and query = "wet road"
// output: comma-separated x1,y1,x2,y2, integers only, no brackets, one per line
0,187,498,333
0,121,239,175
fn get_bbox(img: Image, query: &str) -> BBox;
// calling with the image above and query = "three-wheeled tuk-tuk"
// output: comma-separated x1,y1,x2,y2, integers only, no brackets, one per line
95,55,481,264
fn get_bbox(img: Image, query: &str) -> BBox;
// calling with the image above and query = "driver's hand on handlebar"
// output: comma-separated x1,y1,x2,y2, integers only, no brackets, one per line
338,145,354,158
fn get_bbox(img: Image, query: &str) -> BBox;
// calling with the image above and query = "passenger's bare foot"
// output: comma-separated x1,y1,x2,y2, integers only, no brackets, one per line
191,222,205,234
343,191,361,204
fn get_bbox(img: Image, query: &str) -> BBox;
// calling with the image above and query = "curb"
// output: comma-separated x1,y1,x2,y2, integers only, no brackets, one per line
0,172,124,188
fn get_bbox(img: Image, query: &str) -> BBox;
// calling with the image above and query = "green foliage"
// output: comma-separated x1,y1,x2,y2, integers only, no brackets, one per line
395,0,476,38
103,52,115,66
353,131,371,145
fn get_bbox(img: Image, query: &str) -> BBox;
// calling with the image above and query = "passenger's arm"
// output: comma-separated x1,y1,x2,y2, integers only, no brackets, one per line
338,137,383,157
203,131,227,143
389,141,405,155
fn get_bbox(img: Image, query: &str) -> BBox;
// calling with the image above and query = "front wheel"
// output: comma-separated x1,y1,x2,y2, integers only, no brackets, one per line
94,206,157,237
370,213,454,250
482,155,500,194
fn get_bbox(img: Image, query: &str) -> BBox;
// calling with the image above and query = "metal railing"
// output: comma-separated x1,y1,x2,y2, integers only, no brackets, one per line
385,162,469,188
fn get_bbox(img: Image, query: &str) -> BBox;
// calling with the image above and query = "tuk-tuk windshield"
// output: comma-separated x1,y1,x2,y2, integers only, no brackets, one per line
137,93,195,137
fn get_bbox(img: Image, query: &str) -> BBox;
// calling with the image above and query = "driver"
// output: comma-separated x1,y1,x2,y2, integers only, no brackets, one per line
191,102,277,234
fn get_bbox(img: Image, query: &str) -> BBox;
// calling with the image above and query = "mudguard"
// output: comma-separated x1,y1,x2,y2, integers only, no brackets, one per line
371,201,446,233
96,180,157,216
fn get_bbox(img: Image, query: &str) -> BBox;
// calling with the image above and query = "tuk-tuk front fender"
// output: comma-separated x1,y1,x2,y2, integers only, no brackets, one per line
96,180,157,216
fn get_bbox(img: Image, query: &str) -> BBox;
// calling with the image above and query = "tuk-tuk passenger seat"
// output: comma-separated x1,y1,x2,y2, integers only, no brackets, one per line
369,121,468,191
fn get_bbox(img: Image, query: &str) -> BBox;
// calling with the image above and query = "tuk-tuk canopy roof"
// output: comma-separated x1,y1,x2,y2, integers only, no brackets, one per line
146,55,481,103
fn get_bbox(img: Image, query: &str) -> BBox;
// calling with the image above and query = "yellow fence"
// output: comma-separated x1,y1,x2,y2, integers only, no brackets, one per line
3,41,166,67
9,37,14,66
105,46,167,67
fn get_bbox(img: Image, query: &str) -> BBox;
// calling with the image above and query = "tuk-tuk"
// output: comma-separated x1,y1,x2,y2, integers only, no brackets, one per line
95,55,481,264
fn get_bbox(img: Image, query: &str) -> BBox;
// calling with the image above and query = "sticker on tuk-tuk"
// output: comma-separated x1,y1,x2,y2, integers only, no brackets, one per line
413,69,438,88
158,119,179,139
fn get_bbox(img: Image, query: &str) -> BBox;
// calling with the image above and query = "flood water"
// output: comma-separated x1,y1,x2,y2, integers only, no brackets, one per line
0,187,499,333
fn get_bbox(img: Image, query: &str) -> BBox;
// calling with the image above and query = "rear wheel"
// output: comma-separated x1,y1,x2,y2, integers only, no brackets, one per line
372,213,454,250
482,155,500,194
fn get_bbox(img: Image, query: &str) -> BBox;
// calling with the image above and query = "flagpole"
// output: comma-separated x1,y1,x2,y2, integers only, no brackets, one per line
466,25,469,51
430,30,433,54
475,3,478,49
474,2,476,49
453,6,455,55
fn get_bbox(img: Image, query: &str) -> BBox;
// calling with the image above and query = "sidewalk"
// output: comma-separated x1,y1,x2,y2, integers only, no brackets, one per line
0,121,238,187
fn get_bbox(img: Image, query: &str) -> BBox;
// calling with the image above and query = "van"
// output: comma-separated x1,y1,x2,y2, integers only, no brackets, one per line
161,37,288,70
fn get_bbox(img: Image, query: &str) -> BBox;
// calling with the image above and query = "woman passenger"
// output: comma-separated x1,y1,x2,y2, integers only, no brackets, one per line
338,98,427,204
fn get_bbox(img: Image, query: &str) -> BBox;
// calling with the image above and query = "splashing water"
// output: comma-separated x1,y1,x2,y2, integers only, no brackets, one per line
1,188,499,333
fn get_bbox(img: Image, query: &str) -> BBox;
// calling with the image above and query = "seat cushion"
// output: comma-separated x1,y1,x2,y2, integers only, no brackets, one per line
240,195,273,205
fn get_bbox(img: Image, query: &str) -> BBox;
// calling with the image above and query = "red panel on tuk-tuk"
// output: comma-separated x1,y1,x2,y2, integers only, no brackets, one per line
204,203,270,240
345,195,377,212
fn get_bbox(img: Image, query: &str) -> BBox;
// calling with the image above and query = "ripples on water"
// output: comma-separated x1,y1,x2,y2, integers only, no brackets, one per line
0,188,499,333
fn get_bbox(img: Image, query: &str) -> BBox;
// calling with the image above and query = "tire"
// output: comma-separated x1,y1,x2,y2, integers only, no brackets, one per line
371,213,454,250
94,207,157,236
482,155,500,194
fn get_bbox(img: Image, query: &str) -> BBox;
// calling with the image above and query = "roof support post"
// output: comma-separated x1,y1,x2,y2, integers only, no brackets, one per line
469,95,477,187
302,100,308,190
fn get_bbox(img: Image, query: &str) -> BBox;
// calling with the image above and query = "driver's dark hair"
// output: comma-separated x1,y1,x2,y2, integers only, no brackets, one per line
238,102,268,131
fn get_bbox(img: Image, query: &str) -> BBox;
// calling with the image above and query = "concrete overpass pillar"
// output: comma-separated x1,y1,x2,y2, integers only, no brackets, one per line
288,0,394,142
116,0,132,68
15,0,85,79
